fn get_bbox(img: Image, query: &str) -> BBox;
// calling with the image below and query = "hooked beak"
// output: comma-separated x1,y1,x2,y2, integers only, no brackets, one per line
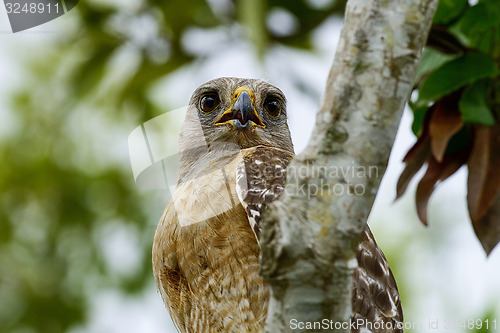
215,87,265,130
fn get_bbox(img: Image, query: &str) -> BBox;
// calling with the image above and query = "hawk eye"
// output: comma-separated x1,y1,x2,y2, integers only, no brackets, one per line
264,97,281,118
200,93,220,113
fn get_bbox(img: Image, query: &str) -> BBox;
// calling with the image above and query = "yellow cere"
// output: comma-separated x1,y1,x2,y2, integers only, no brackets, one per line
233,86,255,103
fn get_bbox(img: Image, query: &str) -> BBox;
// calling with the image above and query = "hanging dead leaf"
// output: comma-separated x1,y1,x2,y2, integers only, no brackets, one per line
397,106,433,199
429,93,464,162
416,148,470,225
467,124,500,224
473,192,500,255
415,157,441,225
397,139,430,200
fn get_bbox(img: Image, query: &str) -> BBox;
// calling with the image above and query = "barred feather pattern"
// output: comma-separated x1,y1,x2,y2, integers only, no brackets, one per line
352,228,404,332
236,146,403,332
236,146,294,242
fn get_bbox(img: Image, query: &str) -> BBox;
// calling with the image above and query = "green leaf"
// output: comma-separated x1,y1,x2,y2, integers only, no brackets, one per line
433,0,468,25
414,47,458,86
411,105,428,135
455,2,500,53
418,53,498,104
458,4,493,34
459,80,496,126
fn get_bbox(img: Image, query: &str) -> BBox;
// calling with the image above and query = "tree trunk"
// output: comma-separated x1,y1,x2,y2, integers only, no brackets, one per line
260,0,438,332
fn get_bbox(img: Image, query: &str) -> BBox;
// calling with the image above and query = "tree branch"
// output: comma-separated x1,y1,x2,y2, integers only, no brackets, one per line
260,0,438,332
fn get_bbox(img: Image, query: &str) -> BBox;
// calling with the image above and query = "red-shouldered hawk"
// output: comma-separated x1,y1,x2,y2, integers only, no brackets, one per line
152,77,403,332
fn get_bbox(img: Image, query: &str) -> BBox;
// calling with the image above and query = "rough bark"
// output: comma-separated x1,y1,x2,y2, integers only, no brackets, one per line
260,0,438,332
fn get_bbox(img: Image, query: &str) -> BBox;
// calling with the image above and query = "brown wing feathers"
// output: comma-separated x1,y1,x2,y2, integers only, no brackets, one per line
236,146,403,332
236,146,294,241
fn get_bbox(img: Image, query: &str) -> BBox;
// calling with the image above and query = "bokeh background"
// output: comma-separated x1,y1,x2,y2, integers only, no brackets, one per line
1,1,499,333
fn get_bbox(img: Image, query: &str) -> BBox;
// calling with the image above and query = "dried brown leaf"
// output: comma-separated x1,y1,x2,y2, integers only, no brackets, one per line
473,192,500,255
396,139,430,199
416,149,470,225
429,95,464,162
403,105,433,163
397,106,433,199
467,125,500,223
415,158,441,225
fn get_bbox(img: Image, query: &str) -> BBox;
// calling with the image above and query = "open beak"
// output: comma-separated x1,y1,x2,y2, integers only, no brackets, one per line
215,87,265,130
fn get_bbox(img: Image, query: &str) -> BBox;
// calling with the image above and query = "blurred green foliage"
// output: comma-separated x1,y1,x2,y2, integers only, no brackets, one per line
412,0,500,132
402,0,500,256
0,1,346,332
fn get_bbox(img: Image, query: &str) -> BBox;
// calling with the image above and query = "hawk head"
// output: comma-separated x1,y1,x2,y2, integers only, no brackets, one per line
177,77,294,182
181,77,293,150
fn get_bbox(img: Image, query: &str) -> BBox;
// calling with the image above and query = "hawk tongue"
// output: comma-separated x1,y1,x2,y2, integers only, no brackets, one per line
236,111,248,125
